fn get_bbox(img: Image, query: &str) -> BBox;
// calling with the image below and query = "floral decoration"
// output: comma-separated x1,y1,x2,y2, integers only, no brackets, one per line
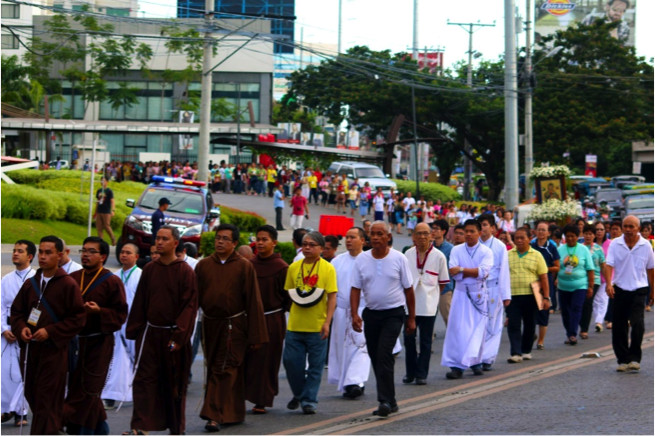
529,164,571,180
527,198,580,222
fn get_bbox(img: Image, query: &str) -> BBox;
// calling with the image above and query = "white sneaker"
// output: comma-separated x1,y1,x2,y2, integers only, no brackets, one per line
522,353,533,361
616,363,629,372
628,361,641,371
507,355,523,363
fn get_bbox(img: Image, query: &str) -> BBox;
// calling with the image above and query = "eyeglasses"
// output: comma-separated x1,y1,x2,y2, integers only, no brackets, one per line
302,242,320,248
215,236,235,242
79,249,100,255
414,231,430,236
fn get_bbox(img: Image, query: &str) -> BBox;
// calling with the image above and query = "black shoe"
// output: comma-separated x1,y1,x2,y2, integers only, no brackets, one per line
472,367,484,376
287,398,300,410
482,363,493,371
277,227,286,231
415,378,427,385
343,385,364,399
373,402,392,418
446,369,463,379
402,376,415,384
302,404,316,415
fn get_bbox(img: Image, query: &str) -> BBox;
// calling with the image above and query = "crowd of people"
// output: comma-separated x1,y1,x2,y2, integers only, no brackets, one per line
2,205,653,434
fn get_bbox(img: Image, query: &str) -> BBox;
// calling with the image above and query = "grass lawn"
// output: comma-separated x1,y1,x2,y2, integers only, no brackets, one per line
1,218,100,245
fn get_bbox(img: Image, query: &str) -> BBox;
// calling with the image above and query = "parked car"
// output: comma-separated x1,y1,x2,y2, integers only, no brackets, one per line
117,175,220,261
621,194,654,223
611,175,645,187
327,161,397,197
48,159,70,169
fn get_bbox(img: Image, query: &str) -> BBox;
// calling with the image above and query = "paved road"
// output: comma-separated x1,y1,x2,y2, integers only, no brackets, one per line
1,192,653,434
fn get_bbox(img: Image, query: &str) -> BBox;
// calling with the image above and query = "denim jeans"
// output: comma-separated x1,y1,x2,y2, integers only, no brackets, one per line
283,331,327,407
559,288,587,338
403,315,436,379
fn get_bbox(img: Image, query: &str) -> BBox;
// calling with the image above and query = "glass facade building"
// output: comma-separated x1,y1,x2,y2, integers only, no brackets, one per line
177,0,294,54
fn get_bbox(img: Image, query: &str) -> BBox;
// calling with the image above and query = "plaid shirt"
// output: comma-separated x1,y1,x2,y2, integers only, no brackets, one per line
508,247,548,296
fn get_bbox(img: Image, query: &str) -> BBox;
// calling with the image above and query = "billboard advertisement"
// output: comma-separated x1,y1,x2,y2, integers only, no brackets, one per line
535,0,636,46
179,110,194,150
415,52,444,73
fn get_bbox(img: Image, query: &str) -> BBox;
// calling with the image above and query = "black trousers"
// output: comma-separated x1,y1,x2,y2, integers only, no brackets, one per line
506,294,537,356
275,207,284,230
403,315,436,379
612,286,648,364
363,306,404,406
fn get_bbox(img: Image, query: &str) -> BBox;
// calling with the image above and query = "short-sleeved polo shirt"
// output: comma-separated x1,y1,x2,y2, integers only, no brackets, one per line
508,247,548,296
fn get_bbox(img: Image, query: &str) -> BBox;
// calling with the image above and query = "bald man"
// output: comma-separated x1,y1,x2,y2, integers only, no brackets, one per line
605,215,654,373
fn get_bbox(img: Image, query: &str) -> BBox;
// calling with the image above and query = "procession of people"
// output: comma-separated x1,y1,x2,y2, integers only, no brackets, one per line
2,185,653,434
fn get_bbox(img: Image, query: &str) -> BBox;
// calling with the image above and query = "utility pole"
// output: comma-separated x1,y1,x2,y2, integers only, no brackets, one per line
197,0,214,183
524,0,534,200
412,0,418,59
504,0,519,209
337,0,342,53
447,20,495,201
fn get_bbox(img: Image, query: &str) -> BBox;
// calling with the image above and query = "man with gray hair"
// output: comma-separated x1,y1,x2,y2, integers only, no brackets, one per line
283,231,337,415
351,221,415,418
59,239,82,274
605,215,654,372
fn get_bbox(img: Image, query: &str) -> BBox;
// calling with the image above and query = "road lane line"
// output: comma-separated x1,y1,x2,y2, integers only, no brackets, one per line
275,334,653,435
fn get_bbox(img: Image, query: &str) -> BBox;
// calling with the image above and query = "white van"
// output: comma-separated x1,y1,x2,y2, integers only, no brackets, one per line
327,161,397,198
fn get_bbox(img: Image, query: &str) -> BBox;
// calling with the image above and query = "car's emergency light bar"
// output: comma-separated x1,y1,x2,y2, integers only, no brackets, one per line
151,175,206,187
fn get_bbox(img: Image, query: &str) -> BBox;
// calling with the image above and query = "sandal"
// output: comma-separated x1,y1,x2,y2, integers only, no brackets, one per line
205,420,220,432
580,332,589,339
122,430,147,435
252,405,267,414
1,412,15,423
564,337,578,345
536,344,545,350
14,417,28,427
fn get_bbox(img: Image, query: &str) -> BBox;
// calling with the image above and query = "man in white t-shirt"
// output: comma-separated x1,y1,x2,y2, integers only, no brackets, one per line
402,192,416,212
605,215,655,373
372,188,386,221
351,221,415,418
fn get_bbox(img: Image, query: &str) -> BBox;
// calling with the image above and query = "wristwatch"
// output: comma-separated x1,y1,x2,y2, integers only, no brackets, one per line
459,266,464,274
544,297,551,301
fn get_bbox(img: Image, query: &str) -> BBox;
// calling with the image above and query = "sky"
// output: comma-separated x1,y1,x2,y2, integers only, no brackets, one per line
143,0,654,69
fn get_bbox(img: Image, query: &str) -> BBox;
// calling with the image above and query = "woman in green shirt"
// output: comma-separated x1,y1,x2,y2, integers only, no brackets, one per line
579,224,606,339
556,224,595,345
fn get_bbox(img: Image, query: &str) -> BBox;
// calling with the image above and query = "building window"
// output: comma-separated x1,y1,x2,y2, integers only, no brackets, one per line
106,7,130,17
1,4,20,18
99,81,174,121
1,33,19,49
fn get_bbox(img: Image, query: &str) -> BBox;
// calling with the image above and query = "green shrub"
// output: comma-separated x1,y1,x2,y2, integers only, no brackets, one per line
392,179,461,202
199,231,215,257
9,169,98,185
219,205,267,232
1,184,67,220
275,242,296,265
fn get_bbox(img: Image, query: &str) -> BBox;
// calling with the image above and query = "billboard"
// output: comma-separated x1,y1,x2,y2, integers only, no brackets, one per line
179,110,194,150
415,52,444,73
535,0,637,46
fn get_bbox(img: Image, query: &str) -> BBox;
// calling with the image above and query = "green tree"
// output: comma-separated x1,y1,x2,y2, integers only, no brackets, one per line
531,21,653,176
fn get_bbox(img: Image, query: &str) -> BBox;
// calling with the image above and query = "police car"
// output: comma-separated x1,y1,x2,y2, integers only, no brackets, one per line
117,175,220,259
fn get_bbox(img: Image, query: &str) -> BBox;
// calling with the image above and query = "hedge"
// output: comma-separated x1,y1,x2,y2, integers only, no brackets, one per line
392,179,461,203
2,183,128,230
219,205,267,232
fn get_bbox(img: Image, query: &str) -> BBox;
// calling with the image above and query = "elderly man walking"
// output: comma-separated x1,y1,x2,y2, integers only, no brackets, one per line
605,216,654,372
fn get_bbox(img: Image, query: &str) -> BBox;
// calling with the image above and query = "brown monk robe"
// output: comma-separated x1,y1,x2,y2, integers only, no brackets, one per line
195,251,268,425
65,267,127,433
245,252,290,409
10,268,86,435
126,258,197,434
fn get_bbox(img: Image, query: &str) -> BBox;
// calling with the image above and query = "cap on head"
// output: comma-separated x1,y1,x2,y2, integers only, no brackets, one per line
159,197,172,206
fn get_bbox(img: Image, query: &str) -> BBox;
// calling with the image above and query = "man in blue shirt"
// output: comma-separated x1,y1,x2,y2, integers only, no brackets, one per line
151,197,171,241
431,220,454,325
274,184,286,231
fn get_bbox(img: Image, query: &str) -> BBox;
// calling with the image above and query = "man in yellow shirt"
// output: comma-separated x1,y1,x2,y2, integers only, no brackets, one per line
283,232,337,415
307,172,318,205
266,165,278,198
506,228,550,363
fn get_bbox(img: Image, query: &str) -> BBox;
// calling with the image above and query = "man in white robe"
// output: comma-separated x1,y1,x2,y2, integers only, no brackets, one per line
1,240,36,426
442,219,493,379
328,227,370,398
101,243,142,409
478,215,511,370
